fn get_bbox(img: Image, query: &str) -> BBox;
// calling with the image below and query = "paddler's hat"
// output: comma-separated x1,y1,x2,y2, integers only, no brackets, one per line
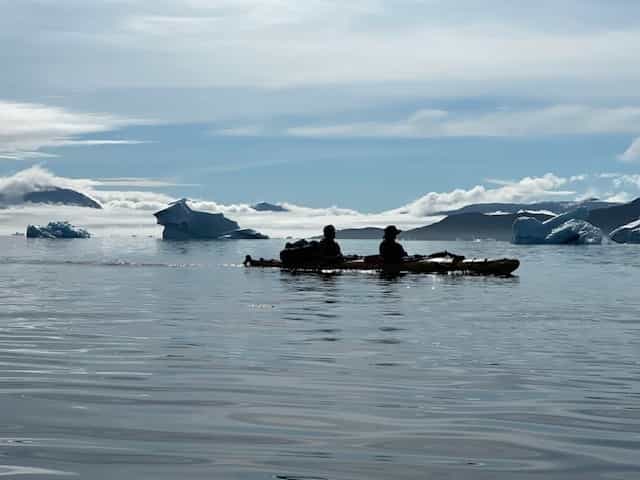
384,225,402,237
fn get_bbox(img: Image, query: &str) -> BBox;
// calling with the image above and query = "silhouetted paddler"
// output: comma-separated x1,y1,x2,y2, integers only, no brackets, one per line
379,225,407,264
319,224,343,261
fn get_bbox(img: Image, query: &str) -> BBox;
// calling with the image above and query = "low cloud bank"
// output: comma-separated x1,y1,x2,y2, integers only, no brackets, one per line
391,174,571,216
0,166,95,200
0,167,637,238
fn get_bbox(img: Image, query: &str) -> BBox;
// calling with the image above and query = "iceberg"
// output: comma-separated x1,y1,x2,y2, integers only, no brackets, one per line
153,199,268,240
219,228,269,240
26,221,91,239
609,219,640,243
512,208,602,245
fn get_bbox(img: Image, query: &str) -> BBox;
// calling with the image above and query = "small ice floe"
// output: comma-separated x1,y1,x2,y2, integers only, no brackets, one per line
609,219,640,244
219,228,269,240
512,207,602,245
26,221,91,239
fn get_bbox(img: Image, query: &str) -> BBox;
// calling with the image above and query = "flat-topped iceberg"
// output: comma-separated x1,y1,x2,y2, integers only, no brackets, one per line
154,199,268,240
26,221,91,239
610,219,640,243
512,208,602,245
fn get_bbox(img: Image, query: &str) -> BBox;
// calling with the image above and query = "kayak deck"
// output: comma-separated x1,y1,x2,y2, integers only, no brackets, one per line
243,254,519,276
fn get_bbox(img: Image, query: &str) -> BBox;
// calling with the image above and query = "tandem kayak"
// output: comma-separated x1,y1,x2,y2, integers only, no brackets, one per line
243,253,520,276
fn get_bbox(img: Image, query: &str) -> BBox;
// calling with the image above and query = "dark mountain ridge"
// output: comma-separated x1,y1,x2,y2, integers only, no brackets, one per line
0,187,102,209
252,202,288,212
401,212,554,241
334,197,640,241
587,198,640,234
435,198,618,216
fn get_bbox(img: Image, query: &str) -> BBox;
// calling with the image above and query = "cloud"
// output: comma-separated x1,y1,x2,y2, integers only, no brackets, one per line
604,192,632,203
0,151,58,161
606,173,640,189
3,0,640,125
0,166,185,206
391,173,575,216
90,190,174,211
92,178,196,188
287,105,640,138
619,137,640,162
212,126,266,137
0,100,147,160
0,166,95,200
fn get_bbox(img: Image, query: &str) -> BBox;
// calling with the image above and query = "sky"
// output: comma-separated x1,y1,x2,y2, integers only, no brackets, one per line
1,0,640,236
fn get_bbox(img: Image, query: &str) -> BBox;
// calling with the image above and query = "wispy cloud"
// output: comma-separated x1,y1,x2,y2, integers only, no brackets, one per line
603,173,640,189
92,178,197,188
619,137,640,163
287,105,640,139
212,126,266,137
0,100,148,160
0,151,57,161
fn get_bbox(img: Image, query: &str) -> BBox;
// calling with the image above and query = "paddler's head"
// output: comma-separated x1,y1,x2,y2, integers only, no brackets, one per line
323,224,336,240
384,225,401,240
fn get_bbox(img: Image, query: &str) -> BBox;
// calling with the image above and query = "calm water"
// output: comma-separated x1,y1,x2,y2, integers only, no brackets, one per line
0,236,639,479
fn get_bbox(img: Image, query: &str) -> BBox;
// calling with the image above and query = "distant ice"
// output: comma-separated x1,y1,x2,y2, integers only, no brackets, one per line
219,228,269,240
485,211,512,216
517,209,558,216
610,219,640,244
512,208,603,244
486,209,557,216
26,221,91,239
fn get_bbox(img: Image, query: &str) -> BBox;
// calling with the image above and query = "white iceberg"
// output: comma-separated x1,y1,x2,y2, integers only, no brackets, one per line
512,208,602,245
609,219,640,243
26,221,91,239
219,228,269,240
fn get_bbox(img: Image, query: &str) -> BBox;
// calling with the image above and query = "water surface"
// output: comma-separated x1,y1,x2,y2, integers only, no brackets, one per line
1,237,639,479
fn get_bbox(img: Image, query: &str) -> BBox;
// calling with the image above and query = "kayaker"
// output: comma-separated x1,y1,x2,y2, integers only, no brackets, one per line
319,224,343,262
379,225,408,264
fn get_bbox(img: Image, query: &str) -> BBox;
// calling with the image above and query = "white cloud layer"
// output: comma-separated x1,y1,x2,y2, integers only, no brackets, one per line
2,0,640,131
4,0,640,95
0,101,146,160
1,167,638,238
392,174,574,216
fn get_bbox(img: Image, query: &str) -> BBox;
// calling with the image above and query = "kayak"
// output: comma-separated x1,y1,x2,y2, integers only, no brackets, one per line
243,253,520,276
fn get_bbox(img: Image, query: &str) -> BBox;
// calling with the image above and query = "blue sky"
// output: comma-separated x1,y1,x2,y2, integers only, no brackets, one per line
2,0,640,215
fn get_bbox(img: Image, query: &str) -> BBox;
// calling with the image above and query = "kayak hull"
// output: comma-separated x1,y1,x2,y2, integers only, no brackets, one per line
243,256,519,276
